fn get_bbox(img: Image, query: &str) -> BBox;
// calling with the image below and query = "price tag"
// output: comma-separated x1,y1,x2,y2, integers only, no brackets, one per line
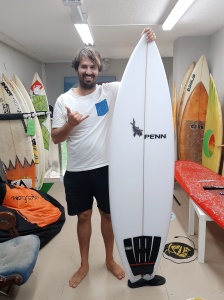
27,119,35,135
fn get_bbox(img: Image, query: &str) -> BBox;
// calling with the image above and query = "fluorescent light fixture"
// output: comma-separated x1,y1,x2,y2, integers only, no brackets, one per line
62,0,83,6
162,0,195,31
74,23,94,46
70,6,95,46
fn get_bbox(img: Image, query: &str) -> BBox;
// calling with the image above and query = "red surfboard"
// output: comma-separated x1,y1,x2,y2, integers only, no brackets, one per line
175,160,224,229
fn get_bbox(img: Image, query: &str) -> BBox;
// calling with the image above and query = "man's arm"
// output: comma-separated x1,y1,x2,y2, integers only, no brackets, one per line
51,123,74,144
51,107,89,144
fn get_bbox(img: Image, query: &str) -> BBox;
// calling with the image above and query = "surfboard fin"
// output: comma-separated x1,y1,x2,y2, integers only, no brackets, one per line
128,275,166,288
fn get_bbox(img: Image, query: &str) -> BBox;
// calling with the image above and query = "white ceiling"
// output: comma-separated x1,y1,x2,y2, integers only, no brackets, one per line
0,0,224,63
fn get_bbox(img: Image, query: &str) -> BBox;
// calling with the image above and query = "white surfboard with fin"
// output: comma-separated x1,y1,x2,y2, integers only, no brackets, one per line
109,37,174,286
12,74,45,190
30,73,51,173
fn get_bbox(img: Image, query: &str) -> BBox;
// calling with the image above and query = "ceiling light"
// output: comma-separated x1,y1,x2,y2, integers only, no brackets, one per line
74,23,95,46
62,0,83,6
68,4,95,46
162,0,196,31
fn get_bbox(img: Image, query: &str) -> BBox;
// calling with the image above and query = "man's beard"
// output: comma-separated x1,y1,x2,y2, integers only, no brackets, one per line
79,74,97,90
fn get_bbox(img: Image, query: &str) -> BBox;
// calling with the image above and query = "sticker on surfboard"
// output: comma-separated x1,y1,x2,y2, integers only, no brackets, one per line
30,76,50,152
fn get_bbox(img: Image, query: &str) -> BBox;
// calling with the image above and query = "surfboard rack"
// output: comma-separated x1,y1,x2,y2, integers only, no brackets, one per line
0,111,50,120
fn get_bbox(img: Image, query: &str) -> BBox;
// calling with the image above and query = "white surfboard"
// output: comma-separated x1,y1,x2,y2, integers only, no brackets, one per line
2,74,29,113
12,74,45,190
109,37,174,285
30,72,51,173
2,73,41,189
0,76,36,188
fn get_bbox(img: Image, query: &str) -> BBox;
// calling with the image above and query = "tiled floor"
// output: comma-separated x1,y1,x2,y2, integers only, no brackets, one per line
1,180,224,299
0,137,224,300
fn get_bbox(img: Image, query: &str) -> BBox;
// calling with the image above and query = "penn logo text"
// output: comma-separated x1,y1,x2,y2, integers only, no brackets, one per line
187,74,195,92
131,118,167,140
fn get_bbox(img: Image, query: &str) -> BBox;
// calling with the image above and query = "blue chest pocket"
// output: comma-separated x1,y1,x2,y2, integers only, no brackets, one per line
95,99,109,116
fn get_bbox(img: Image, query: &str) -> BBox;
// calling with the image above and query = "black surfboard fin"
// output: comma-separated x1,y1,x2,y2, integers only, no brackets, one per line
128,275,166,288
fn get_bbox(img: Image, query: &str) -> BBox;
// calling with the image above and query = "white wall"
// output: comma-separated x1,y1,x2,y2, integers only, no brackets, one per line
209,27,224,112
45,59,128,107
163,57,173,93
173,36,211,98
45,57,173,107
0,40,173,110
173,27,224,112
2,27,224,111
0,42,41,92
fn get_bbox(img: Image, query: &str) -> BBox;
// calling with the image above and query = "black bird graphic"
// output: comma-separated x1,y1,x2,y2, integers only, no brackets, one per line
130,118,143,137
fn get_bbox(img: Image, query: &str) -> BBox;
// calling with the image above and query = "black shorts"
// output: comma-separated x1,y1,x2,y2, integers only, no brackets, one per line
64,166,110,216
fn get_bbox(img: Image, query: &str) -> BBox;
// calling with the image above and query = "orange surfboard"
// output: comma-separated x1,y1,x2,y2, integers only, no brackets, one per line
178,55,209,163
179,82,208,163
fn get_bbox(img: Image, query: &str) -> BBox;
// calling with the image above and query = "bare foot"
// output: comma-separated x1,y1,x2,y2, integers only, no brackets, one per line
106,260,125,280
69,265,89,288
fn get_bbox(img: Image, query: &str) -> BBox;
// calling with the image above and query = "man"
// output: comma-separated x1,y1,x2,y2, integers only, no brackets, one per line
51,27,156,288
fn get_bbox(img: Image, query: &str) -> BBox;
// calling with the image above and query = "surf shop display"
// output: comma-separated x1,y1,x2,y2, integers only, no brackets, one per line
12,74,46,189
175,53,224,175
0,76,35,188
0,73,50,190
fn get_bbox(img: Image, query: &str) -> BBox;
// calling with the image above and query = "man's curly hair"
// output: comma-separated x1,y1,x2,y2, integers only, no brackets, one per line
71,47,103,72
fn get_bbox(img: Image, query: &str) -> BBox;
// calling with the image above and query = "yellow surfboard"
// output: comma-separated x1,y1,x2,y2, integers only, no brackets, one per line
202,74,223,173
